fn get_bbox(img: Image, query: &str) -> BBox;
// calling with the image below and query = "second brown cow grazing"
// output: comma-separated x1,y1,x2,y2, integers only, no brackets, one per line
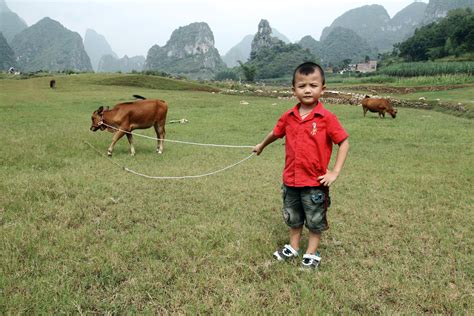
90,95,168,156
361,95,397,119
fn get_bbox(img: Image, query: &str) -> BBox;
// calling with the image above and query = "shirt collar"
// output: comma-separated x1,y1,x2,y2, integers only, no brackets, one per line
290,101,326,118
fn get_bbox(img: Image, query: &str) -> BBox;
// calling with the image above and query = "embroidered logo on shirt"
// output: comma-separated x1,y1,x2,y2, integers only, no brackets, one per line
311,122,317,136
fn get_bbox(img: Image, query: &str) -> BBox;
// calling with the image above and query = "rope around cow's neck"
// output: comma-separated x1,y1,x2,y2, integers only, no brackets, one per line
88,123,256,179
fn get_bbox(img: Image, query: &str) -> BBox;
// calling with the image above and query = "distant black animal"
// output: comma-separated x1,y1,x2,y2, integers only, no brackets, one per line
50,79,56,89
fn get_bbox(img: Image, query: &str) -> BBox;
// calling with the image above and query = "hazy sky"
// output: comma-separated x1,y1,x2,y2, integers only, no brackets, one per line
6,0,427,58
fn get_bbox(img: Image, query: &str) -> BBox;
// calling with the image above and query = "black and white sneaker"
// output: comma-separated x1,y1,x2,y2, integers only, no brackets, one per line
300,252,321,270
273,244,299,261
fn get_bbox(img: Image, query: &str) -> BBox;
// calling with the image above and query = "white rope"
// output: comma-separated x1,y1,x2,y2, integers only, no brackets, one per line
123,152,255,179
100,122,254,148
85,122,257,179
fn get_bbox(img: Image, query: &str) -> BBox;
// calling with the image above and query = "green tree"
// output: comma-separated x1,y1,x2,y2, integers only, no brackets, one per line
398,8,474,61
444,37,455,56
214,69,238,81
238,61,256,82
342,59,352,69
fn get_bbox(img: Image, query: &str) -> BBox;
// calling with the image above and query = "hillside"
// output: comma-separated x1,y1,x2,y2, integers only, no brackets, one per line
299,29,375,68
243,20,317,80
320,0,474,54
0,31,15,70
222,28,291,68
144,22,226,80
83,29,117,72
11,17,92,72
423,0,474,24
97,55,145,73
319,27,376,67
397,8,474,61
222,35,253,68
0,0,27,43
321,5,393,51
298,36,324,59
388,2,428,44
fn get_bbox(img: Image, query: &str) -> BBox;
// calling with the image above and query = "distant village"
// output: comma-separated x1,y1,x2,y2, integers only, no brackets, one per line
335,60,378,74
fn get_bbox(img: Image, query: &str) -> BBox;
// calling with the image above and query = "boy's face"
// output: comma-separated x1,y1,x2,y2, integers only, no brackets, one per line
292,70,326,106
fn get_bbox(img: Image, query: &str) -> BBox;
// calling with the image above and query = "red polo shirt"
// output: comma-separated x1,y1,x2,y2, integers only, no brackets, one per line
273,102,348,187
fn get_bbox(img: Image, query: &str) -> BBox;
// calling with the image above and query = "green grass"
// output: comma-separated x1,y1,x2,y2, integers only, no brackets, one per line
1,74,473,314
389,86,474,118
378,61,474,77
326,74,474,117
344,83,474,117
95,73,219,92
327,74,474,86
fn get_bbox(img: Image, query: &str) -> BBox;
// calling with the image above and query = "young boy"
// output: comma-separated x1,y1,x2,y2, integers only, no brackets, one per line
253,62,349,270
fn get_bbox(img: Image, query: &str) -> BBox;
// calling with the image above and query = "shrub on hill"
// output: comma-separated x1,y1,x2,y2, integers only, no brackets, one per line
244,42,318,80
397,8,474,61
214,69,239,81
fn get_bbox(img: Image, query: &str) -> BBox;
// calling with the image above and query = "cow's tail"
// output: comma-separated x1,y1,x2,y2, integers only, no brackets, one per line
133,94,146,100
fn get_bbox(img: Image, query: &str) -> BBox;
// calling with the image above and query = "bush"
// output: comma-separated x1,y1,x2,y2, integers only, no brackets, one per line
214,70,238,81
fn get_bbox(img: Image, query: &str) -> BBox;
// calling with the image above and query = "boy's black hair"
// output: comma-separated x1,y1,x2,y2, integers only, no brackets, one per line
292,62,325,86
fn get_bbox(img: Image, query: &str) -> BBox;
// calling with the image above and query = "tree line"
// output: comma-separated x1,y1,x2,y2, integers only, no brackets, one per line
396,8,473,61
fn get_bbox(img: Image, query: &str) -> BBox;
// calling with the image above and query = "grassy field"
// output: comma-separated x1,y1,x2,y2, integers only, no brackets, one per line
1,74,473,314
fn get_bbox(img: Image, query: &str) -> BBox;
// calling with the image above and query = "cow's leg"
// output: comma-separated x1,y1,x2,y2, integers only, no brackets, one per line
107,130,126,156
126,133,135,156
363,107,367,117
154,121,166,154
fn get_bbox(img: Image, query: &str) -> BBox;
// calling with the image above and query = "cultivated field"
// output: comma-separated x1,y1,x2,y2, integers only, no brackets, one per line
1,74,473,314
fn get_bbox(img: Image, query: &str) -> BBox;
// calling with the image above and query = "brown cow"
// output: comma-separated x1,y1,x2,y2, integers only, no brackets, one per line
90,95,168,156
50,79,56,88
362,95,397,119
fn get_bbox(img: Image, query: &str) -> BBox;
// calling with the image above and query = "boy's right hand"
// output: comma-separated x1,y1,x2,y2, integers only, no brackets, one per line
253,143,263,155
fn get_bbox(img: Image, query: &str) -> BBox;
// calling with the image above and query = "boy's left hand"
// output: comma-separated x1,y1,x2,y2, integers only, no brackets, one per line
318,169,339,187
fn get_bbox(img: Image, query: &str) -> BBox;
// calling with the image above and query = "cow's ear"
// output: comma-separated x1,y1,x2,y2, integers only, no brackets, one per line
97,106,104,114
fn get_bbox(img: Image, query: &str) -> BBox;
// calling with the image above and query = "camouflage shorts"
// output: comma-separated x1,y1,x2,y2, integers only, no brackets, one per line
281,184,331,233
